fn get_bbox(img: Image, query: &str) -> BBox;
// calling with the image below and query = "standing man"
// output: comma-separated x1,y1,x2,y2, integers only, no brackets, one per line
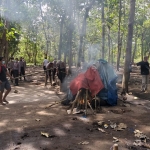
43,57,49,73
13,58,20,86
7,58,11,73
57,61,66,83
136,56,149,92
53,58,57,82
19,57,26,81
46,62,53,86
0,57,12,105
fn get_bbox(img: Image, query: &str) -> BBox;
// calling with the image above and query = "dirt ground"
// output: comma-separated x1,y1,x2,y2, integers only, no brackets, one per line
0,66,150,150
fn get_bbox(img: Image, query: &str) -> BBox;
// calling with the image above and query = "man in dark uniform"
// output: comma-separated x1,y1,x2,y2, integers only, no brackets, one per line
0,57,12,105
136,56,149,92
57,61,66,83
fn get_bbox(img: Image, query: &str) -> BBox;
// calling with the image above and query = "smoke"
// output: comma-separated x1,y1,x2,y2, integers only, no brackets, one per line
1,0,26,23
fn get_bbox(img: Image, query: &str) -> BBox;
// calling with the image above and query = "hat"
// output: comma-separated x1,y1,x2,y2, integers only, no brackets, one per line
0,57,3,61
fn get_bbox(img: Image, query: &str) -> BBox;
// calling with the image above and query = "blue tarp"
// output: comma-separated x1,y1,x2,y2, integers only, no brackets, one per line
97,59,118,106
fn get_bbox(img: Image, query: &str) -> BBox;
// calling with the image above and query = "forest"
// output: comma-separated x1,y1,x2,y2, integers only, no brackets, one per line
1,0,148,65
1,1,150,150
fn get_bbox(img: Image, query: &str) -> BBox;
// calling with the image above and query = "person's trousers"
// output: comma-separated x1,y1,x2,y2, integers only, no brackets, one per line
13,70,19,85
48,70,53,84
53,68,56,81
20,67,25,80
8,68,13,77
58,68,66,83
141,75,149,91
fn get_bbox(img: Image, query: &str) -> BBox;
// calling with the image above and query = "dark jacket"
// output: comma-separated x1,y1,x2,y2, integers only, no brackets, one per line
137,61,149,75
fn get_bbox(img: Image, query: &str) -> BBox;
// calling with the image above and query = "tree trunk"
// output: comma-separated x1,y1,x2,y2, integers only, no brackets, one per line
122,0,136,93
132,35,137,63
58,15,65,60
108,27,111,63
67,0,74,69
39,2,48,56
3,20,9,62
78,0,95,64
34,43,37,65
101,0,105,59
141,33,144,60
116,0,122,71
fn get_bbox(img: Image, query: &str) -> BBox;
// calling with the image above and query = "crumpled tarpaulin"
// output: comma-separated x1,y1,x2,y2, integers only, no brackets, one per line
97,59,118,106
70,67,104,96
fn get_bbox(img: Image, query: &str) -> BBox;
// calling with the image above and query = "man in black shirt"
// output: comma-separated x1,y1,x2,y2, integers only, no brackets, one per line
136,56,149,92
0,57,12,105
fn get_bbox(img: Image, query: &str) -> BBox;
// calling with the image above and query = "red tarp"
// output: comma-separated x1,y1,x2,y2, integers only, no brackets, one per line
70,67,104,96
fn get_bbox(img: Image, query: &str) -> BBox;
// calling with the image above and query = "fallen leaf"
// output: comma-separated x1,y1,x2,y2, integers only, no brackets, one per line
133,140,143,146
14,90,19,93
110,123,117,129
134,130,149,141
116,123,127,131
104,124,108,129
78,141,89,145
41,132,49,138
97,121,104,126
35,119,41,121
113,137,119,143
98,128,105,133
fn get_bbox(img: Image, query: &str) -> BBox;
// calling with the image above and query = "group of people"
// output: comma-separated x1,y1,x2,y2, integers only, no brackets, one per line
7,57,26,86
0,56,26,105
0,54,149,106
43,57,66,85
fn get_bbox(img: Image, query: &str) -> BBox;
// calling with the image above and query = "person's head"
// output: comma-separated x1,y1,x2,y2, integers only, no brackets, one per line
144,56,148,62
0,57,4,65
15,58,18,62
77,62,81,67
45,56,47,59
20,57,22,61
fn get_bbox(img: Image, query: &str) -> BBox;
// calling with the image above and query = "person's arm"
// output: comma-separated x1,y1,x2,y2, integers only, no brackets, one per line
18,63,20,73
24,61,26,69
136,61,141,66
6,71,12,79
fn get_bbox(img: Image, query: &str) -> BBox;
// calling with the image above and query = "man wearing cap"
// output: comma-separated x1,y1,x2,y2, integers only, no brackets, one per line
0,57,12,105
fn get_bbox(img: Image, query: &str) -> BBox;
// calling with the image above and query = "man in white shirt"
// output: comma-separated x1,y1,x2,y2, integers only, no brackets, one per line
43,57,49,72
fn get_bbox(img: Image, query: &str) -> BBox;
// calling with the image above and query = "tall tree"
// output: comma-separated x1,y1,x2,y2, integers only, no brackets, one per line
122,0,136,93
101,0,105,59
78,0,95,64
116,0,122,71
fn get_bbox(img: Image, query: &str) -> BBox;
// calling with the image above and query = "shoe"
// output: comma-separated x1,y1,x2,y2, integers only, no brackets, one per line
3,100,9,104
140,90,145,92
0,102,6,105
144,90,148,93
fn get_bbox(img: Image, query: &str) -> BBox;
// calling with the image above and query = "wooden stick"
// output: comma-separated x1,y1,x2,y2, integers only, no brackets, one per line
95,94,97,111
85,89,88,116
87,102,95,115
113,144,118,150
71,90,80,114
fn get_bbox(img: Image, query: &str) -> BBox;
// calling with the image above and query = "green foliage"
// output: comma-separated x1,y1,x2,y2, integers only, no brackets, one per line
0,0,150,64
